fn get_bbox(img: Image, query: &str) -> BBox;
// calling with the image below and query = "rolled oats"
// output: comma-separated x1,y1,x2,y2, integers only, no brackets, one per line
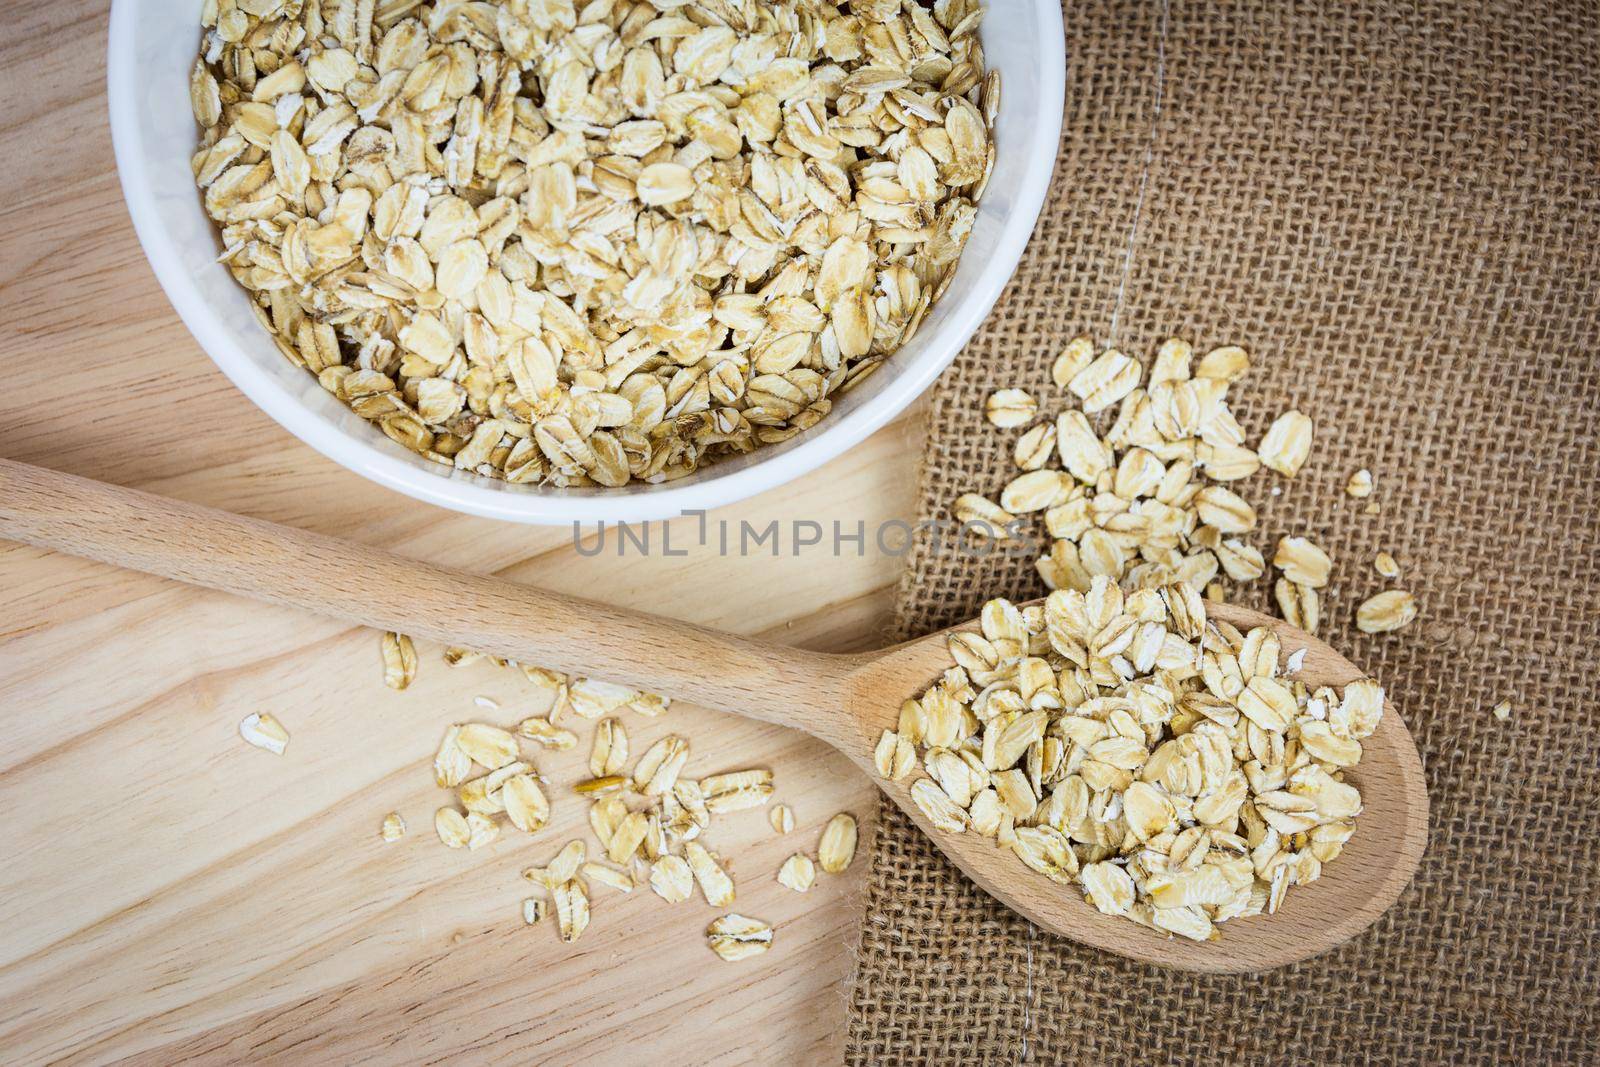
818,813,858,874
465,810,499,850
1258,410,1314,476
649,854,694,904
1013,422,1058,470
1275,578,1322,635
382,632,417,689
778,853,816,892
517,716,579,750
502,773,550,832
193,0,995,488
1356,590,1418,633
581,861,635,893
873,729,917,780
435,807,470,849
685,841,736,907
1068,349,1141,413
986,389,1038,428
1273,536,1332,588
455,723,520,769
633,735,690,796
530,841,587,887
553,880,590,942
705,914,773,962
380,811,406,842
701,768,774,813
589,717,627,777
899,588,1382,941
239,712,290,755
1051,336,1096,389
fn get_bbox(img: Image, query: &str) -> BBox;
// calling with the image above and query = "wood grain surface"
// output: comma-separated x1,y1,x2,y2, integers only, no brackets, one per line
0,5,923,1062
0,460,1429,976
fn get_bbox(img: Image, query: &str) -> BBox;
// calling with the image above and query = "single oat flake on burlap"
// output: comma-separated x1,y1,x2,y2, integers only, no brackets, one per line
845,2,1600,1064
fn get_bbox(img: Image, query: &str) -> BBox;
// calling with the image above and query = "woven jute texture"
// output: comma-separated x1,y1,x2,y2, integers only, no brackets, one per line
846,0,1600,1062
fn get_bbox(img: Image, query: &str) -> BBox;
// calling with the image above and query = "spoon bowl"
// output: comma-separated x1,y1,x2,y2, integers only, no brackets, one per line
0,458,1429,972
839,599,1428,972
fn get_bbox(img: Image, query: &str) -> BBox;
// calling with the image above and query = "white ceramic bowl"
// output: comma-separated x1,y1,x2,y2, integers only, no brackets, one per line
108,1,1063,525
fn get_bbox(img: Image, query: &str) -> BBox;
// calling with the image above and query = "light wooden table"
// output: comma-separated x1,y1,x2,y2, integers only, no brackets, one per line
0,6,923,1062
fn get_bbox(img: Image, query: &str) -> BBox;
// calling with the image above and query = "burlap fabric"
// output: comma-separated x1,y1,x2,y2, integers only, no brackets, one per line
845,1,1600,1061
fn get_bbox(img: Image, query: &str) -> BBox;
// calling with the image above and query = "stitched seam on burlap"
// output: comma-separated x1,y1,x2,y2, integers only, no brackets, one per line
1108,0,1170,344
1020,922,1037,1062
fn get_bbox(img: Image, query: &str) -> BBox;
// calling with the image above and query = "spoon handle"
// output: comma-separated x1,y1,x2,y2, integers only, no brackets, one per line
0,459,851,729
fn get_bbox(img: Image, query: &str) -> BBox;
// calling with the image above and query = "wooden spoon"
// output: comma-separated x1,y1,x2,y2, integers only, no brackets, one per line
0,458,1428,972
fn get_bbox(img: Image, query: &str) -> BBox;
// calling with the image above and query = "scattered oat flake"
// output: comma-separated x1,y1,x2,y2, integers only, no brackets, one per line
502,774,549,833
627,692,671,718
1196,344,1250,381
1346,469,1374,498
435,808,470,850
1052,337,1096,388
433,725,472,788
522,898,546,925
706,914,773,962
818,813,859,874
633,735,691,796
517,717,579,750
575,774,627,797
239,712,289,755
465,811,498,850
769,804,795,835
778,854,816,892
1356,590,1418,633
1274,536,1332,588
1492,700,1512,721
581,861,635,893
541,841,587,885
553,880,590,943
455,723,520,769
685,841,736,907
1276,578,1322,635
1069,349,1141,413
521,667,567,690
649,855,694,904
380,812,405,842
1258,410,1314,476
985,388,1038,428
1374,551,1401,579
701,768,774,813
382,632,417,690
568,678,637,720
473,695,499,710
589,717,628,778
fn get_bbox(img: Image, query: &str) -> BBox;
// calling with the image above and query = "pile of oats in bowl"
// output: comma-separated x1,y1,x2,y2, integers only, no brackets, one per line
190,0,997,487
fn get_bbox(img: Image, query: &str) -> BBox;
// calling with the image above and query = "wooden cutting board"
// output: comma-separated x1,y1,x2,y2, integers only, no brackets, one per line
0,5,924,1061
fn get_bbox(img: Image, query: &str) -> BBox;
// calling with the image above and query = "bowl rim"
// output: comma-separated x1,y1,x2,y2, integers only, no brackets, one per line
107,1,1065,525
